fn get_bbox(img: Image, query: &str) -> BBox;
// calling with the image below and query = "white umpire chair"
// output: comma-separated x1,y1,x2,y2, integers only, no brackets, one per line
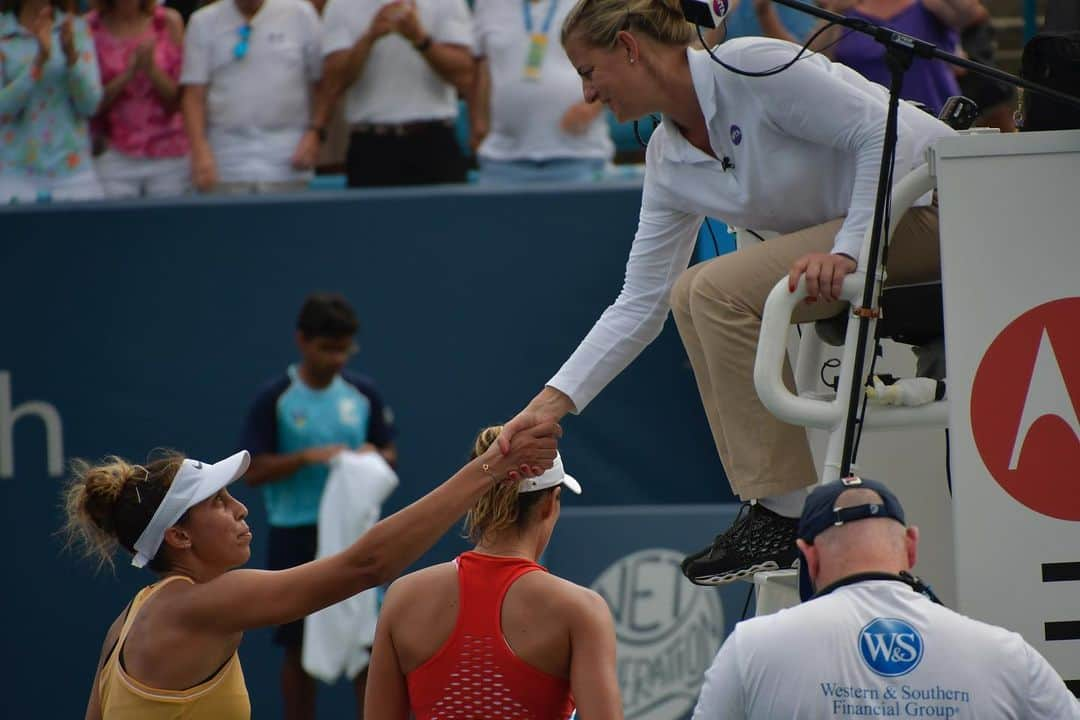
754,162,948,482
747,161,949,614
746,129,1080,691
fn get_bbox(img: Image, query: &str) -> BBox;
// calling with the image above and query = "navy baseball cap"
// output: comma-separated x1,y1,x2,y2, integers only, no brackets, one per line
797,476,906,544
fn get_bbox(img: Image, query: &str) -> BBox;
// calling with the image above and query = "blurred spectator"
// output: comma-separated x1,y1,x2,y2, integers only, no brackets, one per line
300,0,347,174
316,0,473,187
725,0,815,44
180,0,323,194
957,18,1015,131
240,292,397,720
164,0,198,23
1,0,103,202
755,0,988,114
468,0,612,185
88,0,190,197
1044,0,1079,31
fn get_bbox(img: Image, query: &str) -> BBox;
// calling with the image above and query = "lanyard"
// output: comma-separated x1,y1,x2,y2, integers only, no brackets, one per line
522,0,558,36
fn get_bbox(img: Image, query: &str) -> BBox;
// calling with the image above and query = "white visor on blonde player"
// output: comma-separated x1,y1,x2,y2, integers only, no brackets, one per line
131,450,251,568
516,452,582,495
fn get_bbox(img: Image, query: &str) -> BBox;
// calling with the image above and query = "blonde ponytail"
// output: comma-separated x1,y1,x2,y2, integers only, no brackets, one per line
462,426,555,545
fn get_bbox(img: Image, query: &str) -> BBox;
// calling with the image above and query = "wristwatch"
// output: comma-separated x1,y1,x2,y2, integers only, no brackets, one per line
308,125,328,143
413,35,433,52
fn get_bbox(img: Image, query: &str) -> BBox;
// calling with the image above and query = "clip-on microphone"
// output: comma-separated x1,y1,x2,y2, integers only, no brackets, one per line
681,2,736,172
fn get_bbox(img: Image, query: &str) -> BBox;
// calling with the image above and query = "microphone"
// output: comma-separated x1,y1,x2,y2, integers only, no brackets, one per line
721,156,734,171
680,0,730,29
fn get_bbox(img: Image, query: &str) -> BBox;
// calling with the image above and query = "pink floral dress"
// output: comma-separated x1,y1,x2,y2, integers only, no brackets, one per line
88,6,187,158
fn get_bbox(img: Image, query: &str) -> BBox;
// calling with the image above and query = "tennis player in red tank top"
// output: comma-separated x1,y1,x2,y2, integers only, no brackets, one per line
365,425,623,720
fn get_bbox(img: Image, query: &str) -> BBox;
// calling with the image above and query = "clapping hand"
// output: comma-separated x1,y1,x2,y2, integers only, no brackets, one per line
133,40,155,72
59,13,77,66
30,6,53,66
394,0,425,46
366,0,404,42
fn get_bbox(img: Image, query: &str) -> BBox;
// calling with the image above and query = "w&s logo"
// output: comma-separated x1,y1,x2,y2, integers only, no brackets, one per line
858,618,923,677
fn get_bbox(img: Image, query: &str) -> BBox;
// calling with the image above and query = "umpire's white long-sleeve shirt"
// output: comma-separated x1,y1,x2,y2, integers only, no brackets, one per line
547,38,954,412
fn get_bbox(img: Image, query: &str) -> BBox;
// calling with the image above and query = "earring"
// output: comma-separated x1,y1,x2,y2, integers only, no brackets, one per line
629,57,636,64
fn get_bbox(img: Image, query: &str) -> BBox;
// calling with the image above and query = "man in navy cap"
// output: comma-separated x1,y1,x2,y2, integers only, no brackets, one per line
796,476,916,599
690,477,1080,720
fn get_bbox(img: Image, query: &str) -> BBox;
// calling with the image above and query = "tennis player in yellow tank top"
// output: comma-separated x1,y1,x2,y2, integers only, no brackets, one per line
64,422,561,720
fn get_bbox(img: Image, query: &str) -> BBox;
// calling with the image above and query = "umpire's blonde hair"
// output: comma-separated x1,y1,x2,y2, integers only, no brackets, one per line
562,0,695,48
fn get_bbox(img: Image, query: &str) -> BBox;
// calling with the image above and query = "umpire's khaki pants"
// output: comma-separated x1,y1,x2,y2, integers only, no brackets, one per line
669,207,940,500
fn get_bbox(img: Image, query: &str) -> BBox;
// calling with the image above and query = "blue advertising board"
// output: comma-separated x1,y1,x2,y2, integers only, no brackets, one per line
547,505,748,720
0,184,737,718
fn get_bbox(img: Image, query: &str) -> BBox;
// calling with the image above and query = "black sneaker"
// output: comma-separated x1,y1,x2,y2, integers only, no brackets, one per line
681,502,800,586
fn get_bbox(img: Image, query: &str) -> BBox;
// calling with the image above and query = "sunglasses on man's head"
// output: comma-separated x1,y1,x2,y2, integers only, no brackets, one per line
234,24,252,60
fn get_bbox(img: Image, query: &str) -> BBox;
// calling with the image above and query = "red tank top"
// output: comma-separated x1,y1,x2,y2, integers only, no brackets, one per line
406,551,575,720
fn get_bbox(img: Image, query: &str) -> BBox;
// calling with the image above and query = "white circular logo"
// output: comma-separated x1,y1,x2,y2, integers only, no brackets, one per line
591,548,725,720
859,617,924,677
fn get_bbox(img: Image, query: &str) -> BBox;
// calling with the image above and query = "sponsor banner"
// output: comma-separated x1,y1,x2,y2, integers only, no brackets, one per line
548,505,753,720
1,187,731,719
934,130,1080,680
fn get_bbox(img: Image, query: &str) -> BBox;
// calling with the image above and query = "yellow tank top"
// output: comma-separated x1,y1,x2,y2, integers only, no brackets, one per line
98,575,250,720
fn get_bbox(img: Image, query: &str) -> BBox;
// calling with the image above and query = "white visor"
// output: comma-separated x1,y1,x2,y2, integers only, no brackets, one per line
131,450,251,568
517,452,582,495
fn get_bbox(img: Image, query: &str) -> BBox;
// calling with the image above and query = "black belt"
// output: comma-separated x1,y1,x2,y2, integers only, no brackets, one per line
349,119,454,137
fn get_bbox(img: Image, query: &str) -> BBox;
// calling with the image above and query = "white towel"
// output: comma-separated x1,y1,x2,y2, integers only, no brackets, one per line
302,450,399,683
865,375,944,407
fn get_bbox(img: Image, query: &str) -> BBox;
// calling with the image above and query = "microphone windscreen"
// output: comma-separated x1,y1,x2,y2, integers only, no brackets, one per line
680,0,730,29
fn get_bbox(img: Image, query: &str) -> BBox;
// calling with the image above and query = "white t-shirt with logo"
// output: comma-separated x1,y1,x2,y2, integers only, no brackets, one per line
321,0,472,124
181,0,322,182
692,580,1080,719
471,0,612,162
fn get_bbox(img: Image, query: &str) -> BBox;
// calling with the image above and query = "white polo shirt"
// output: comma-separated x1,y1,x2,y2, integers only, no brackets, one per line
692,580,1080,719
547,38,955,412
181,0,322,182
472,0,612,162
321,0,472,124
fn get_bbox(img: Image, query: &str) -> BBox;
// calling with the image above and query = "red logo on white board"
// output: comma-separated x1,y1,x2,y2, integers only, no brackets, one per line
970,298,1080,521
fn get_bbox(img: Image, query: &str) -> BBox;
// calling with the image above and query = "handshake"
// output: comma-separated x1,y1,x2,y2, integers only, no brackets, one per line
479,387,577,484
